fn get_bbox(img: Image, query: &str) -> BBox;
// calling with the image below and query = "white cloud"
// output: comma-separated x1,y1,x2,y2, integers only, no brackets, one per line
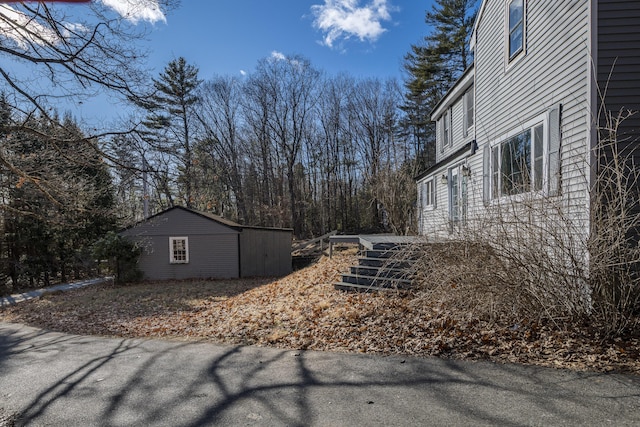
240,70,247,76
270,51,287,61
0,0,164,49
0,4,60,47
100,0,166,24
311,0,394,48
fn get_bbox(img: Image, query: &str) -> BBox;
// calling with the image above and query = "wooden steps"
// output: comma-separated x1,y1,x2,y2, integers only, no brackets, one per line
333,238,418,292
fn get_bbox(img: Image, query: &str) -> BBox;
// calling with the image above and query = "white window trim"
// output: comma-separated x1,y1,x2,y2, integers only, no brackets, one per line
446,107,452,147
169,236,189,264
489,112,549,201
422,178,436,211
505,0,526,69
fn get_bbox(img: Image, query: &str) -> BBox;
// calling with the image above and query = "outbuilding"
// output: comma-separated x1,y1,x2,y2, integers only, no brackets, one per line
120,206,292,280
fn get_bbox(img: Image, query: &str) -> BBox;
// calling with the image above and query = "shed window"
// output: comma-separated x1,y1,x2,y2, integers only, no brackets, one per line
169,237,189,264
508,0,525,60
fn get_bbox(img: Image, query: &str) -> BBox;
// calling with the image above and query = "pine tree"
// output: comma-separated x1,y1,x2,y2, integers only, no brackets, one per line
139,57,202,209
402,0,478,173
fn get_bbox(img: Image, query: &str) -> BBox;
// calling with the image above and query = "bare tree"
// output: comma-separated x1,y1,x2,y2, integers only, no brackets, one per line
0,1,175,215
196,76,248,220
250,54,321,236
347,78,402,231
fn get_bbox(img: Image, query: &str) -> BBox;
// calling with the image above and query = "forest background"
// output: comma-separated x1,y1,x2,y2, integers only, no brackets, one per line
0,0,477,290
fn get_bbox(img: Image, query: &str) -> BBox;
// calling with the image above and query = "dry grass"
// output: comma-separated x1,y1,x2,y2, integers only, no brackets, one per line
1,249,639,375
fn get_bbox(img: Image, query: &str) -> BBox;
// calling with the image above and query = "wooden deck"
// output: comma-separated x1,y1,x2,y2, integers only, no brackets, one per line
329,234,421,257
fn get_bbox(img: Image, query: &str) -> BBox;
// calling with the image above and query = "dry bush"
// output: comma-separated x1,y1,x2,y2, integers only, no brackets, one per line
407,241,528,324
406,237,589,329
589,110,640,335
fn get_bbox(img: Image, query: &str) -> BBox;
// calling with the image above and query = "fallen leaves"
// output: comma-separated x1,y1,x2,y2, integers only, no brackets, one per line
1,250,639,375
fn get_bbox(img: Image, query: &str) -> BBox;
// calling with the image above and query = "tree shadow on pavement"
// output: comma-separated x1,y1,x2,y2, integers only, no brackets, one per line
1,322,640,426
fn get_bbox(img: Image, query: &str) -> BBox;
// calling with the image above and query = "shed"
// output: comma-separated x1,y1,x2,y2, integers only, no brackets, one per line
119,206,292,281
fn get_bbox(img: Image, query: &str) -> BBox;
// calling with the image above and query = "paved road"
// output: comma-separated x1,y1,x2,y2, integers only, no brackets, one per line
1,322,639,426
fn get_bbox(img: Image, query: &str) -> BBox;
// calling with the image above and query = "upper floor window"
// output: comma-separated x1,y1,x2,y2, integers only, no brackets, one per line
441,108,452,151
463,88,474,137
508,0,524,60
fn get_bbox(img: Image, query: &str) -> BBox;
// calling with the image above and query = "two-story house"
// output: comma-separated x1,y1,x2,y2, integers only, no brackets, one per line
417,0,640,245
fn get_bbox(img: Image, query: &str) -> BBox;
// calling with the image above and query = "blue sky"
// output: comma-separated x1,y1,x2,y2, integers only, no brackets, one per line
3,0,436,126
147,1,432,81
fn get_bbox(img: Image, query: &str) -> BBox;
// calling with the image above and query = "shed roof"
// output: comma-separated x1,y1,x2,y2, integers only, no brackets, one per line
122,205,293,233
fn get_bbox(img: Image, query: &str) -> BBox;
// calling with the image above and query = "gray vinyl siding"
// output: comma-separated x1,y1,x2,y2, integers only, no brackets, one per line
240,228,292,277
434,89,474,164
134,234,239,280
597,0,640,154
474,0,591,231
418,174,450,237
121,209,240,280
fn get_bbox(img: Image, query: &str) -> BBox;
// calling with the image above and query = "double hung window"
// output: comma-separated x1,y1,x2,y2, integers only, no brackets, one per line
491,123,544,198
463,88,474,137
169,237,189,264
484,106,561,202
441,108,452,151
422,178,435,210
508,0,525,60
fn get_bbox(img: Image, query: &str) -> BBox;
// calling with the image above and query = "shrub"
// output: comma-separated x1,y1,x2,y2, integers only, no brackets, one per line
93,231,142,284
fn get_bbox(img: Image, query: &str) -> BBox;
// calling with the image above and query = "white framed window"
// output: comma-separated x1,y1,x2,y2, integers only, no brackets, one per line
441,108,452,151
484,106,561,203
169,237,189,264
489,115,546,199
422,178,436,210
507,0,525,61
463,88,474,137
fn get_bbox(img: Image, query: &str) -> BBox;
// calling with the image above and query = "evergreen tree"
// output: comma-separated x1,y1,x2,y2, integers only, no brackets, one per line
139,57,202,209
1,110,116,289
402,0,478,173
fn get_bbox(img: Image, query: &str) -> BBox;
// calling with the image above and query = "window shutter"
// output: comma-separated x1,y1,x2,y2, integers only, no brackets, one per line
548,104,562,196
483,144,490,204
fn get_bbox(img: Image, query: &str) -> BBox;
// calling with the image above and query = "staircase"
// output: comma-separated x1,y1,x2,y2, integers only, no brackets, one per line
334,236,419,292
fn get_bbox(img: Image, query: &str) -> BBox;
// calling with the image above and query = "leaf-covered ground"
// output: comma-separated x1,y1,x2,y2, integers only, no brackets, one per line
1,250,638,375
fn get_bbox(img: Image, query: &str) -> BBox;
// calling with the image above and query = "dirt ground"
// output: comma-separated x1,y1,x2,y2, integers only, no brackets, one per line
1,250,638,375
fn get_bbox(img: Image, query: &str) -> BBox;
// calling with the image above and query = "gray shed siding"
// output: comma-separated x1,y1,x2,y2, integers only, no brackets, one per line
120,208,240,280
120,207,239,237
240,228,292,277
133,234,239,280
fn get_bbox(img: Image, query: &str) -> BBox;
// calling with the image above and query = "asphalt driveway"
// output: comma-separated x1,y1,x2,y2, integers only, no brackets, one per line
1,322,639,426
